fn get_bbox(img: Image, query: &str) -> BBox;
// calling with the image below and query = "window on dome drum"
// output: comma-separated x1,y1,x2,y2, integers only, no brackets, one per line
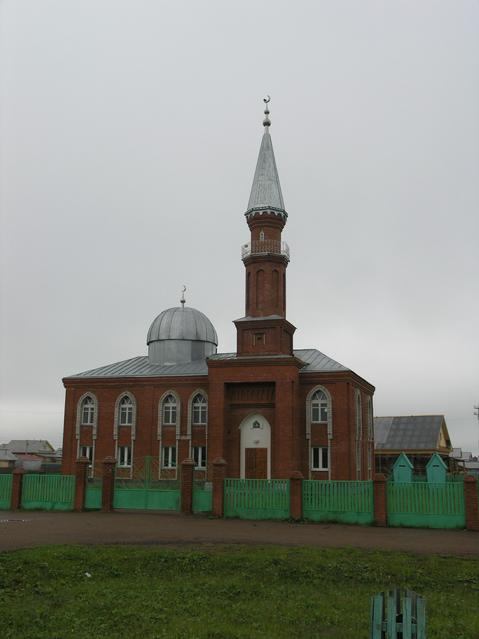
81,397,95,425
312,447,329,471
118,446,132,468
192,394,207,425
193,446,207,469
80,445,93,463
119,396,133,426
162,395,177,425
162,446,176,469
311,390,328,423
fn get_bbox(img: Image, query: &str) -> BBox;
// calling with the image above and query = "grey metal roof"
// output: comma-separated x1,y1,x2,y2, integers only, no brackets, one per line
67,356,209,379
374,415,447,451
294,349,349,373
66,348,349,379
6,440,55,454
147,306,218,346
0,449,17,461
246,130,286,216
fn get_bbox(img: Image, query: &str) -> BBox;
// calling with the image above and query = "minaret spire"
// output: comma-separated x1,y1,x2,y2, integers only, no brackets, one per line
246,96,286,220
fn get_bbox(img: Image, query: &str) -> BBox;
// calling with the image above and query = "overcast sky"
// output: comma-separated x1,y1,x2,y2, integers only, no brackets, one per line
1,0,478,453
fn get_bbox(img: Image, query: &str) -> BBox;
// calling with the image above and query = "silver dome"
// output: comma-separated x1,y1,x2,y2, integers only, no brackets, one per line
147,306,218,365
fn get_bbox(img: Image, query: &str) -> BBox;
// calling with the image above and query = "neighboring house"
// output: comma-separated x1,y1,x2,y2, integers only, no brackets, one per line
61,105,376,482
16,454,43,472
0,447,18,472
6,440,57,463
374,415,453,475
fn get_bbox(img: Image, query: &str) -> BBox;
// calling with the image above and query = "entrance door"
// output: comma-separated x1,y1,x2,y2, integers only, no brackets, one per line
245,448,268,479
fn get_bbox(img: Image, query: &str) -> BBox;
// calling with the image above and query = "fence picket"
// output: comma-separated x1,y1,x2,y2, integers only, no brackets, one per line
303,480,374,524
21,474,75,511
387,482,465,529
224,479,290,519
0,475,13,510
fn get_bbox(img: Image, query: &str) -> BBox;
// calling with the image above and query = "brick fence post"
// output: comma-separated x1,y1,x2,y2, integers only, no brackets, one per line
212,457,227,517
74,457,90,512
464,475,479,531
373,473,388,526
10,468,26,510
101,456,117,513
289,471,304,520
181,458,195,514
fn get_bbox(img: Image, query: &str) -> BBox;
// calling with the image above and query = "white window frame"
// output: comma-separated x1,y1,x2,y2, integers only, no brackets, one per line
355,390,362,479
311,446,329,471
193,445,207,469
162,395,177,426
119,396,133,426
311,390,328,423
162,445,177,469
118,445,132,468
81,397,95,425
80,445,93,462
192,394,207,426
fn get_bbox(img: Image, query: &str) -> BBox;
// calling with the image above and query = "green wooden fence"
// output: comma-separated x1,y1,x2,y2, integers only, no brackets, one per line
0,474,12,510
224,478,290,519
387,481,465,529
303,480,374,524
193,481,212,513
113,480,180,511
21,474,75,511
85,480,102,510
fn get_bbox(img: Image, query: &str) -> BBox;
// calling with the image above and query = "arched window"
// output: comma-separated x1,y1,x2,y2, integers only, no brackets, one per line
162,394,177,425
192,393,207,425
118,395,133,426
81,396,95,425
259,229,265,241
311,390,328,423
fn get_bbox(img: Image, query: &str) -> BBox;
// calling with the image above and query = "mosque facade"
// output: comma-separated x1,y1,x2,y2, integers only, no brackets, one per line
61,104,375,481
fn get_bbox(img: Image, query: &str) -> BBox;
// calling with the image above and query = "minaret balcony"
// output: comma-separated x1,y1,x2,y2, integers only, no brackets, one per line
241,240,290,262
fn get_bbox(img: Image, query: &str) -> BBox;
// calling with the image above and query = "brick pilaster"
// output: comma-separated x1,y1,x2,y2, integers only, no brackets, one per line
212,457,227,517
464,475,479,531
180,458,195,514
101,456,117,513
10,468,26,510
289,471,303,520
74,457,90,512
373,473,387,526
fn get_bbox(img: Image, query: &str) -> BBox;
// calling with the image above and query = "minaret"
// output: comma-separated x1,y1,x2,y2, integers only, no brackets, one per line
235,98,296,356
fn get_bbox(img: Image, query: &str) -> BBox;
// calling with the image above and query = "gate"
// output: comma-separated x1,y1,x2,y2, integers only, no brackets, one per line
85,479,102,509
21,474,75,511
224,478,290,519
193,481,213,513
113,457,180,511
0,474,12,510
387,481,465,529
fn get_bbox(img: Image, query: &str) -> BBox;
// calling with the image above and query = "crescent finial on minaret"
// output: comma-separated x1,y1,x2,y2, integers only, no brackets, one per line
263,95,271,128
180,285,186,307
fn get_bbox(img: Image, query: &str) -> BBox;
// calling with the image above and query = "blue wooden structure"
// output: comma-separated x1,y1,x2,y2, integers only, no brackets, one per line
392,453,413,483
370,589,426,638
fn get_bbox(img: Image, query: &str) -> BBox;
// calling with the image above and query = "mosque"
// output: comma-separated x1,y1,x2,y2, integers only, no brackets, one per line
61,101,375,481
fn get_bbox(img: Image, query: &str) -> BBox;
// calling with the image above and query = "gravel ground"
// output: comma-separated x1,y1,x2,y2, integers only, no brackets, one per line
0,510,478,554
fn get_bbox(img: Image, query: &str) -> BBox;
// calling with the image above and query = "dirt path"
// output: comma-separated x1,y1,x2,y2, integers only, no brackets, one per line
1,511,478,554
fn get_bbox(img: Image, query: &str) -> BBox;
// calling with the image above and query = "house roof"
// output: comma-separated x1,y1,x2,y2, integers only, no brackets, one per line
6,440,55,454
0,449,17,461
374,415,450,451
65,348,349,379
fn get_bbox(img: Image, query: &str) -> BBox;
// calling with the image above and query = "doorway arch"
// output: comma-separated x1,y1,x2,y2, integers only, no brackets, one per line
239,414,271,479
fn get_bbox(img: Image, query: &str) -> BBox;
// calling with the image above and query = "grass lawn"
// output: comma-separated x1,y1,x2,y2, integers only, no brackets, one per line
0,545,478,638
